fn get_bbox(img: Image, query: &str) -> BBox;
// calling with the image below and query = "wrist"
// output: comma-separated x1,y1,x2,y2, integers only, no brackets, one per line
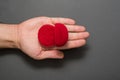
0,24,19,48
9,24,20,48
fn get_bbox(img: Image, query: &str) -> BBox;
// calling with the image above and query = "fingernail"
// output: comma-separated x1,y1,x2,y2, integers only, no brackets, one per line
58,53,64,58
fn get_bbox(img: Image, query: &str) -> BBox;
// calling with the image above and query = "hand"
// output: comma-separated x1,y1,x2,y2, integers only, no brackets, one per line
17,16,89,60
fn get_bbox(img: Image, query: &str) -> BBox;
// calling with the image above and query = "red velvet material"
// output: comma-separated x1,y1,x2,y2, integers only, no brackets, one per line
38,23,68,47
38,24,55,47
55,23,68,47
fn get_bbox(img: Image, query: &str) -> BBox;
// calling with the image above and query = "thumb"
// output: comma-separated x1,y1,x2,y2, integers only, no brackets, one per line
36,50,64,60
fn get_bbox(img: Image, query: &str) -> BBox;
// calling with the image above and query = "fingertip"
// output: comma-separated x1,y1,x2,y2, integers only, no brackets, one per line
85,32,90,38
80,39,86,46
50,51,64,59
57,52,64,59
80,26,86,31
67,18,76,24
80,32,90,39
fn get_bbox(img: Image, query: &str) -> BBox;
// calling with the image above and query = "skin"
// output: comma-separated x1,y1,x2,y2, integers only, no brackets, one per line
0,16,89,60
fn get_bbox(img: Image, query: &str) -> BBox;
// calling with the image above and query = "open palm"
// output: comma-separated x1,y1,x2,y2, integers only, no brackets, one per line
17,17,89,60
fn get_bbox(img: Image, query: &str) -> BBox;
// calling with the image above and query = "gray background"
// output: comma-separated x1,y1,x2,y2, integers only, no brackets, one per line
0,0,120,80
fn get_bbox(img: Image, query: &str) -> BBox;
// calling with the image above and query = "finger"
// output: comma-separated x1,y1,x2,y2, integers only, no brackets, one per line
68,32,90,40
54,39,86,50
51,17,75,25
66,25,86,32
36,50,64,60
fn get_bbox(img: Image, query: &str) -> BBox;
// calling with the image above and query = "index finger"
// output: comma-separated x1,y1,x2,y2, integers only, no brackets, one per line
51,17,76,25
